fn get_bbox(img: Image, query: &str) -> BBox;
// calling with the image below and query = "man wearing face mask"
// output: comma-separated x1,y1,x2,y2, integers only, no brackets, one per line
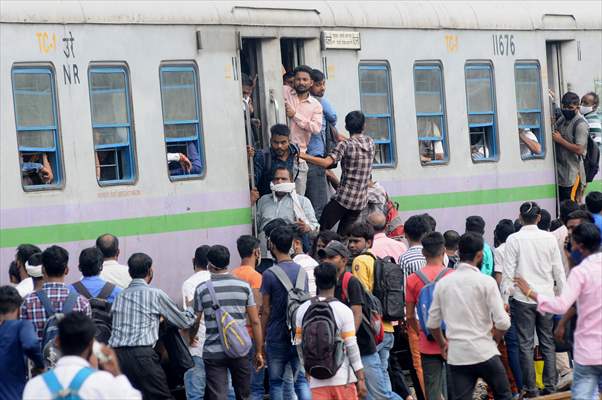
581,91,601,150
552,92,589,202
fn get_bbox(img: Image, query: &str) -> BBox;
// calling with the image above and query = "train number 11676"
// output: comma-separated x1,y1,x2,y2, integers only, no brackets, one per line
492,34,516,56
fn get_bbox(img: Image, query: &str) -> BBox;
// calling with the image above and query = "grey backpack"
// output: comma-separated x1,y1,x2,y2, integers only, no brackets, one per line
270,265,310,338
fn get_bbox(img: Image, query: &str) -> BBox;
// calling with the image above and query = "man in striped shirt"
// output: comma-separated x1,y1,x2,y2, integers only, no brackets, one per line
109,253,196,400
581,91,601,150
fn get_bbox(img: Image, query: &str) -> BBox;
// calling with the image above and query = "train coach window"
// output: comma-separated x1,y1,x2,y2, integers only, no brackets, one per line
515,62,544,159
11,66,63,189
465,63,498,162
159,64,204,179
88,65,137,185
413,63,448,165
359,62,395,166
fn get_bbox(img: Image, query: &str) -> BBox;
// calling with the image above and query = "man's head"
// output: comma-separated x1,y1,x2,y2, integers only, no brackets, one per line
465,216,486,235
347,222,375,257
56,312,96,359
0,285,22,319
95,233,119,260
585,191,602,215
367,210,387,234
270,124,291,158
345,111,365,135
26,253,43,281
237,235,260,264
289,224,305,256
317,240,350,274
8,261,20,284
78,247,104,277
537,209,552,231
566,210,595,233
421,214,437,231
15,244,41,270
421,232,445,262
309,69,326,98
443,230,460,252
404,215,432,243
313,230,341,258
283,71,295,88
269,225,294,257
580,91,599,114
458,232,484,266
241,73,254,100
193,245,211,271
207,245,230,272
519,201,541,225
128,253,153,281
560,92,581,120
494,219,515,247
559,200,580,225
571,222,601,258
42,245,69,279
272,167,293,185
314,263,337,295
293,65,313,94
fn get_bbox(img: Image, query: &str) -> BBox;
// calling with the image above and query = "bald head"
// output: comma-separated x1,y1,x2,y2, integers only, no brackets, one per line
95,233,119,259
367,211,387,233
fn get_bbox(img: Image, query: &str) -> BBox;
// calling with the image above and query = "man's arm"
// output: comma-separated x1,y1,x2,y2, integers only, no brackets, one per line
351,304,363,332
500,237,518,303
159,292,196,329
430,327,448,360
406,302,420,334
487,280,511,342
299,152,335,168
550,241,567,295
247,304,264,368
520,133,542,154
321,97,337,124
301,197,320,231
260,293,271,340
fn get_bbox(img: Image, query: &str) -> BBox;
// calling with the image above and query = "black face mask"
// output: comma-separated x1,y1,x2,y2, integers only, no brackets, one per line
562,109,576,120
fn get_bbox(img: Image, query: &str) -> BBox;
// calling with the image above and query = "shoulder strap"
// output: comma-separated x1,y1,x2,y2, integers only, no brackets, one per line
415,270,431,286
433,268,448,283
42,370,64,397
270,265,294,292
68,367,95,392
63,290,79,314
341,272,353,303
294,266,306,290
72,281,93,299
97,282,116,300
206,280,220,310
35,290,56,317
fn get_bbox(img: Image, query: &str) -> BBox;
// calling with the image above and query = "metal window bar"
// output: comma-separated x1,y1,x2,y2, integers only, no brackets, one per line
465,64,498,160
515,63,544,159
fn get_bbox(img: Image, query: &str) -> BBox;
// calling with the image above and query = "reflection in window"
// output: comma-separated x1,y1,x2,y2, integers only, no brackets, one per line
159,65,203,179
414,64,448,164
465,63,498,161
359,63,395,166
89,66,136,184
515,63,544,159
12,67,62,188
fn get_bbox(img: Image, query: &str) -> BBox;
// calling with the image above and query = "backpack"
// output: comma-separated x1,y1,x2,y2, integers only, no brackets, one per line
416,269,448,341
384,199,405,239
270,265,310,338
368,254,405,321
36,290,78,368
72,281,114,343
206,279,252,358
585,133,600,182
341,272,384,345
42,367,95,400
301,297,345,379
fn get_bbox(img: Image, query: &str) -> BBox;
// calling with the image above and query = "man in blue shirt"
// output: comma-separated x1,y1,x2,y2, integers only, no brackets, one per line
70,247,121,303
585,191,602,242
168,142,203,177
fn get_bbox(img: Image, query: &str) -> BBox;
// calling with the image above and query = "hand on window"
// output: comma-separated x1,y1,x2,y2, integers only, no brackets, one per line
179,153,192,173
246,145,255,159
39,165,53,184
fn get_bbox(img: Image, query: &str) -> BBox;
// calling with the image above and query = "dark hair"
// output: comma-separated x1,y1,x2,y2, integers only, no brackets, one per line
270,123,290,137
537,209,552,231
16,244,42,266
207,245,230,269
561,92,580,107
42,245,69,277
583,91,600,108
241,73,253,87
312,231,341,257
194,245,211,269
273,166,293,180
348,222,375,242
421,213,437,231
237,235,260,258
293,65,313,78
550,218,563,232
458,232,484,262
494,219,515,246
95,234,119,258
288,223,304,241
28,253,42,266
519,201,541,224
559,200,580,224
345,111,365,134
572,222,601,253
310,69,325,83
269,226,294,254
78,247,104,277
128,253,153,279
513,219,523,232
443,230,460,250
283,71,294,81
0,285,22,314
421,232,445,258
314,263,337,293
465,216,486,234
567,210,595,224
404,215,432,242
263,218,287,237
58,312,96,356
585,191,602,214
9,261,20,283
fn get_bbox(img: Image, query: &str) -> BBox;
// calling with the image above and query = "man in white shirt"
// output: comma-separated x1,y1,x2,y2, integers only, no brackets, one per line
501,202,566,397
428,232,512,400
519,128,542,158
23,312,140,400
551,200,580,275
14,244,41,297
97,234,132,289
291,226,319,296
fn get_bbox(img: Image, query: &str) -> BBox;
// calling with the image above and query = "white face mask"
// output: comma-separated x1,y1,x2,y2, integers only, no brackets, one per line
580,105,593,115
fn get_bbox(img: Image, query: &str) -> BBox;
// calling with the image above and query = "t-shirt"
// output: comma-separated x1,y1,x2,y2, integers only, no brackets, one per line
260,261,308,344
293,254,319,296
555,115,589,187
405,264,453,355
520,129,540,158
182,270,211,357
334,274,377,356
593,214,602,244
232,265,262,289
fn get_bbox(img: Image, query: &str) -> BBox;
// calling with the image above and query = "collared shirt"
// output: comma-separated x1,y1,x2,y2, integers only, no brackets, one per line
551,224,570,275
501,225,566,305
20,282,91,340
371,232,408,261
584,110,602,148
536,252,602,366
16,277,34,297
100,260,132,289
283,85,323,152
253,146,298,197
109,279,195,348
181,270,211,357
69,275,122,303
427,263,510,366
23,356,141,399
329,134,375,210
554,114,589,186
307,96,337,157
399,245,427,291
256,192,319,232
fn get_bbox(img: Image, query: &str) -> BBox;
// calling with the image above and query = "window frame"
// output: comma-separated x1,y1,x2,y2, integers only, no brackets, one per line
88,63,138,186
514,61,545,160
464,61,499,163
11,64,65,191
358,61,396,168
158,62,206,181
413,61,449,166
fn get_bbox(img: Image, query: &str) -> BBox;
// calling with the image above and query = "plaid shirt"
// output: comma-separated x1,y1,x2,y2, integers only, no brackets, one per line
329,134,375,210
20,282,91,340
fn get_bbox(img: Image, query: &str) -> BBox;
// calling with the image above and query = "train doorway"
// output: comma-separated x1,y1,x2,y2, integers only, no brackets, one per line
240,38,266,149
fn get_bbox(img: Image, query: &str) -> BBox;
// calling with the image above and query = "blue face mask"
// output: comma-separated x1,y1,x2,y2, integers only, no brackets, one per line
570,249,584,265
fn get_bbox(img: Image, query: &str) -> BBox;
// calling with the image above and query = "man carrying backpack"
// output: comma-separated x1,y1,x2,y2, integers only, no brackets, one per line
405,232,453,400
260,226,311,400
69,247,121,344
294,263,367,399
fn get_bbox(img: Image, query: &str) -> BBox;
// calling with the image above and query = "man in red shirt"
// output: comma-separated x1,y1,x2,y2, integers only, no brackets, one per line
405,232,453,400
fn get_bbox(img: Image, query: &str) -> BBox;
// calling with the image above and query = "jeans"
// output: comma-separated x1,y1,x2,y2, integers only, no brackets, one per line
248,345,265,400
448,356,512,400
362,352,403,400
265,342,311,400
510,298,556,395
572,363,602,400
504,322,523,391
305,163,329,220
422,354,446,400
184,356,206,400
376,332,395,394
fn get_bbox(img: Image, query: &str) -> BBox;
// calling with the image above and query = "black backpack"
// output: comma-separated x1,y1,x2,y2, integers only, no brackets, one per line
301,297,345,379
585,133,600,183
369,254,405,321
72,281,114,343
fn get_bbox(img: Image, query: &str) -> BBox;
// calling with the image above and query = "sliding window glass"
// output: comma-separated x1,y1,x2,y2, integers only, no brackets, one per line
465,63,498,162
515,62,544,159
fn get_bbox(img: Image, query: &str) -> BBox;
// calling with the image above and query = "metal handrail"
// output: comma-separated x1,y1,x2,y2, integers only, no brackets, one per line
269,89,280,124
